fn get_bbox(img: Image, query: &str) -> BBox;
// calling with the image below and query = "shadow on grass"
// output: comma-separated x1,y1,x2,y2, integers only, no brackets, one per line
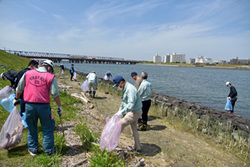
64,145,84,156
94,96,107,100
147,125,167,131
7,144,28,157
140,143,161,156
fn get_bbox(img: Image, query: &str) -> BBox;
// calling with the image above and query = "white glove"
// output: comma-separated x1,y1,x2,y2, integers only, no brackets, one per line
115,110,123,118
58,106,63,116
13,98,20,106
227,97,231,101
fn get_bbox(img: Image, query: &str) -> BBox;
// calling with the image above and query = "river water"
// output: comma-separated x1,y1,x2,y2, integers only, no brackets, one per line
59,63,250,119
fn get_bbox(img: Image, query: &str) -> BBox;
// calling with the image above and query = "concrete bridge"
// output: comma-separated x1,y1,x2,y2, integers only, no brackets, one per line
4,50,142,64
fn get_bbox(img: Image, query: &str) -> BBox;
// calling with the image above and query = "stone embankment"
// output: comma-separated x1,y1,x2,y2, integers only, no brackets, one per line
151,92,250,138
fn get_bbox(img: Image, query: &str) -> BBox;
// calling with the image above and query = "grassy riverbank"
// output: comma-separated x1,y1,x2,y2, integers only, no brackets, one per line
0,50,249,166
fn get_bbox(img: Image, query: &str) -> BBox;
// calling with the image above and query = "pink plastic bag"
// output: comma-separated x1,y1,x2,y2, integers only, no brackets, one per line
0,107,23,150
100,114,122,152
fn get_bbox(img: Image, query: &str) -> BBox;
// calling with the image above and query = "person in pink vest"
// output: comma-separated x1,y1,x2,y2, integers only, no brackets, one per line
14,60,62,156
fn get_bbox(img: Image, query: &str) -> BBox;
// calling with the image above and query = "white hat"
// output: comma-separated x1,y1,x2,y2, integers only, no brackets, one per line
42,60,54,73
226,82,231,86
1,73,7,81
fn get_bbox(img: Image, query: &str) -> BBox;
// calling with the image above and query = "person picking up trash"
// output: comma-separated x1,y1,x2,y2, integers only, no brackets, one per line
226,81,238,115
13,60,39,116
86,71,98,98
113,75,142,152
14,60,62,156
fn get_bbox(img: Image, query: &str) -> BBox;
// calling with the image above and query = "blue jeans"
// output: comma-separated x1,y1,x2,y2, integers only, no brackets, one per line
25,103,55,153
19,98,25,116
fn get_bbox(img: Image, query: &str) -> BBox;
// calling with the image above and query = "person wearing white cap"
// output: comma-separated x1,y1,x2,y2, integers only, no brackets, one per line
86,71,98,97
113,75,142,152
226,82,238,115
14,59,62,156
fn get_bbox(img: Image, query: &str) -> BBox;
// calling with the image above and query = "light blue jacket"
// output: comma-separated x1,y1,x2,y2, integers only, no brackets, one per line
119,82,142,115
138,79,152,101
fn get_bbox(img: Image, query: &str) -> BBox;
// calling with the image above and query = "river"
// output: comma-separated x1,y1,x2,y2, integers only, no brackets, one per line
58,63,250,119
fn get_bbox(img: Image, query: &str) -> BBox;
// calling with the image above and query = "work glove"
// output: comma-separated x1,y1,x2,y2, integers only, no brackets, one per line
115,110,123,118
13,98,20,106
57,106,63,116
227,97,231,101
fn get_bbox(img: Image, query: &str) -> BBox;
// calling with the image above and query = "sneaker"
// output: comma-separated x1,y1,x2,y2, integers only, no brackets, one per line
46,148,56,156
127,146,141,153
28,149,38,156
138,124,147,131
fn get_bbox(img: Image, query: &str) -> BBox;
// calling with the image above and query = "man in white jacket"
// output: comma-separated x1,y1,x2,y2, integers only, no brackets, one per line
86,71,98,97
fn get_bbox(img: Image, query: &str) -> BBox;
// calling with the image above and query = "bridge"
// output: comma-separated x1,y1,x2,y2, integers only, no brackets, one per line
4,50,142,64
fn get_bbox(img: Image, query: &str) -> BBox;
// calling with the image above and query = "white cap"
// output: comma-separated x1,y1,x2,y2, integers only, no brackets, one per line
42,60,54,73
1,73,7,81
226,82,231,86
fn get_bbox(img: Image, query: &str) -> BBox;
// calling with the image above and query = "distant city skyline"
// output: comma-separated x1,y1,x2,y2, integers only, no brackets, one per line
0,0,250,61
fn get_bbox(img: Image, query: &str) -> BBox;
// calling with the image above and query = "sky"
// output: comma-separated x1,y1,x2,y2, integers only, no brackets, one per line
0,0,250,61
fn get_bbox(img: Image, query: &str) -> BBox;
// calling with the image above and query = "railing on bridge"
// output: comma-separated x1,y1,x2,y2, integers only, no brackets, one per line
4,49,141,64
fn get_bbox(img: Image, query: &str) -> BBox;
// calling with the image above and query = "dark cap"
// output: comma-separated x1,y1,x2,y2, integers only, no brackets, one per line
113,75,124,87
131,72,137,76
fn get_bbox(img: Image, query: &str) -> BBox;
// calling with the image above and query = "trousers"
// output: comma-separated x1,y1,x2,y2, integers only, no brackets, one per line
141,100,151,125
121,111,142,151
25,103,55,153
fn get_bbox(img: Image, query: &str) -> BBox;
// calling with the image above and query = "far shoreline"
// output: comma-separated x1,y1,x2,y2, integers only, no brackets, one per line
139,63,250,71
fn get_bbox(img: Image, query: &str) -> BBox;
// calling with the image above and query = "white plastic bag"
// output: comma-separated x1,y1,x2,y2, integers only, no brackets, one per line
0,107,23,150
73,72,77,80
81,80,88,92
0,93,15,113
100,114,122,152
0,86,13,101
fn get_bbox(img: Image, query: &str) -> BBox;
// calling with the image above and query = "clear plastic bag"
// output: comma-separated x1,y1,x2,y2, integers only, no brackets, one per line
0,93,15,113
0,107,23,150
81,80,88,92
0,86,13,101
225,99,233,111
100,114,122,152
73,72,77,80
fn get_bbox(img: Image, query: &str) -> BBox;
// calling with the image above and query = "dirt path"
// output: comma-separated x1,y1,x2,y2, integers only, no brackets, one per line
57,74,247,167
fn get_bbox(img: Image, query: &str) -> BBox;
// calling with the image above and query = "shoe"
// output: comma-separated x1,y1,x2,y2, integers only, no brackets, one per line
46,148,56,156
138,124,147,131
28,149,38,156
127,146,141,153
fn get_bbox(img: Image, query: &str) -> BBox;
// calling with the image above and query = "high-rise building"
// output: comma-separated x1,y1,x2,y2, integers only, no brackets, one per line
170,52,186,63
153,53,161,63
163,53,171,63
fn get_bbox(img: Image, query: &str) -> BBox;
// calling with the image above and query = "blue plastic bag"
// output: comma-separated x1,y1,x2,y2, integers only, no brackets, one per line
225,99,233,111
81,80,88,91
0,93,15,113
21,113,28,128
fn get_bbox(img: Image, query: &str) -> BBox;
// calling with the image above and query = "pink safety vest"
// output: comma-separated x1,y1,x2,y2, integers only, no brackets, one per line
24,69,54,103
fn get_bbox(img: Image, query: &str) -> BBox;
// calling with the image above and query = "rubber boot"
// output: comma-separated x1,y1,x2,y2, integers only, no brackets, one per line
89,91,92,97
93,91,96,98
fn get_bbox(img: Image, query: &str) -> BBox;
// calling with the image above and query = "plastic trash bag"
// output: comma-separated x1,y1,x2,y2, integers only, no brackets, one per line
73,72,77,80
21,113,28,128
0,107,23,150
81,80,88,92
0,93,15,113
61,69,64,74
103,75,109,80
0,86,13,101
100,114,122,152
225,99,233,111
